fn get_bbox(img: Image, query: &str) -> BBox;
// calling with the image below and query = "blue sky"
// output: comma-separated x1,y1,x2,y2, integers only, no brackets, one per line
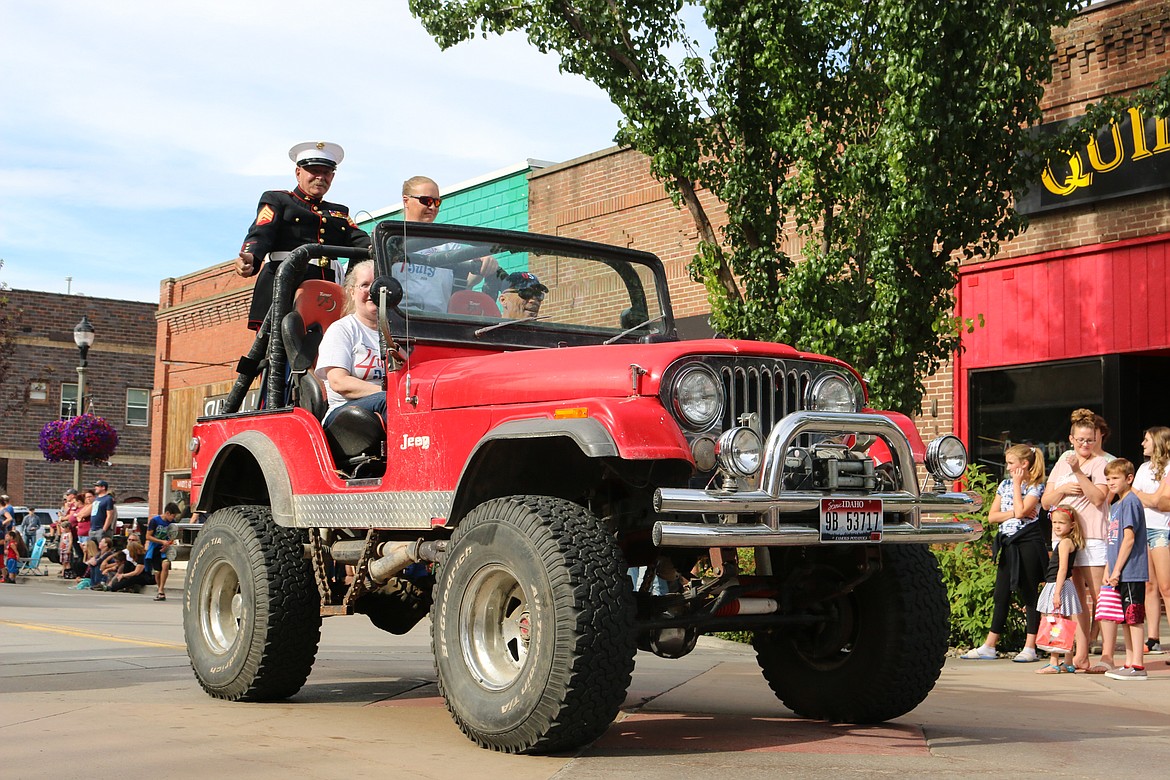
0,1,624,302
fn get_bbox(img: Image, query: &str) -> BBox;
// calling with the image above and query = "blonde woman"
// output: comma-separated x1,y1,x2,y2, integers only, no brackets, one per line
961,444,1048,662
1133,427,1170,657
314,260,386,426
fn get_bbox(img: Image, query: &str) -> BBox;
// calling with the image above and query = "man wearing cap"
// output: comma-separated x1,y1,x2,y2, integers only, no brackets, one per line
90,480,115,544
497,272,548,319
235,141,372,330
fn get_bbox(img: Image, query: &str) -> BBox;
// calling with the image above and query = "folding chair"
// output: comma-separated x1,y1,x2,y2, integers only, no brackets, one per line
18,537,48,576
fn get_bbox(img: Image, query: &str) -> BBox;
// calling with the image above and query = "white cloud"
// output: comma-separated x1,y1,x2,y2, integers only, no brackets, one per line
0,0,624,303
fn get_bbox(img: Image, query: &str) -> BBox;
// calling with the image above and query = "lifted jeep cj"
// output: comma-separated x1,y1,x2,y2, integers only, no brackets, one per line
181,221,981,753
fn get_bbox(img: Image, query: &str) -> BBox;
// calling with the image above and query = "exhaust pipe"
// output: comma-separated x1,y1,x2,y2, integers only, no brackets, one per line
366,539,446,584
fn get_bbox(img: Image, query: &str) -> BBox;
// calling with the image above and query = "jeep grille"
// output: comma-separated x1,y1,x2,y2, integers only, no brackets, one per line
718,361,811,434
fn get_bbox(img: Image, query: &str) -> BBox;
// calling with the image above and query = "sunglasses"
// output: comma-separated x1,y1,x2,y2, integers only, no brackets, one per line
407,194,442,208
504,286,547,301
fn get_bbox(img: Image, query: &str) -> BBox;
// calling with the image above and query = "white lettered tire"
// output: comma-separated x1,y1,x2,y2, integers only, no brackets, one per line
183,505,321,701
432,496,635,753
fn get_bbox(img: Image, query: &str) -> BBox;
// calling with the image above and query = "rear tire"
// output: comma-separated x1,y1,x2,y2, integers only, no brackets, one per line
183,505,320,701
753,545,948,722
432,496,635,753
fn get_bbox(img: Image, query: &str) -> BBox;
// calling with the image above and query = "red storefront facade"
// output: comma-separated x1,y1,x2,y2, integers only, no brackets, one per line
956,230,1170,471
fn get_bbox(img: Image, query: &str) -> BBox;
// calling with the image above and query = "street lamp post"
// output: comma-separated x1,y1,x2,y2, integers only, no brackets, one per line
72,316,95,489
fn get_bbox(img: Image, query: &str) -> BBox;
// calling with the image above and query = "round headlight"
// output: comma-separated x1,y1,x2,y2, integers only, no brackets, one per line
926,435,968,481
809,373,858,413
715,427,763,477
672,365,723,430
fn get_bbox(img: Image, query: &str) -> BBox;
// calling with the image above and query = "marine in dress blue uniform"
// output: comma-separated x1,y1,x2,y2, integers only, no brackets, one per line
237,141,372,330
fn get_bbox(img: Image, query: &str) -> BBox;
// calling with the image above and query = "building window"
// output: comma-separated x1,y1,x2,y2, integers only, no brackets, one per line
968,359,1103,480
60,383,78,418
126,388,150,427
29,381,48,403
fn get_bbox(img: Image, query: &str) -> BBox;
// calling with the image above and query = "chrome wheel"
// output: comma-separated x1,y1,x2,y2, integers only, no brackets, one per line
460,564,530,690
201,559,242,653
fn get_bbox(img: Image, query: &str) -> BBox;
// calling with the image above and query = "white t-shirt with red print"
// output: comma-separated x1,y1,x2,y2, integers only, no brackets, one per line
315,315,385,419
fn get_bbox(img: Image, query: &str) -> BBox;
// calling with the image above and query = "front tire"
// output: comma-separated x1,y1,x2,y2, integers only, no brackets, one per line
183,505,321,701
753,544,948,723
432,496,635,753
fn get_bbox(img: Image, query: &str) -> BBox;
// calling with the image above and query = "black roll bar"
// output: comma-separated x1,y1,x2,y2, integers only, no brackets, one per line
222,243,372,414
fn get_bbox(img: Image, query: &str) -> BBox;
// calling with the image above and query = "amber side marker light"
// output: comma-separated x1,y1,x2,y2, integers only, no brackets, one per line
553,407,589,419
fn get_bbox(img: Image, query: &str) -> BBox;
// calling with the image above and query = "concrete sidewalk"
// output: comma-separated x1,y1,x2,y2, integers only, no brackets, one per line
575,632,1170,777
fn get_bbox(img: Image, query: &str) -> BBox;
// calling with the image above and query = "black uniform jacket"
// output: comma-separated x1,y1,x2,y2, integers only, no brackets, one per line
241,186,372,329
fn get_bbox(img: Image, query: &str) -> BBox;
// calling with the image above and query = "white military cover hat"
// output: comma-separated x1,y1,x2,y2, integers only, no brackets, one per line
289,141,345,168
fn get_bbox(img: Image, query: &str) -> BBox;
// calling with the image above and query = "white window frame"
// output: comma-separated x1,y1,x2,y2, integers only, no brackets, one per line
60,383,79,419
126,388,150,427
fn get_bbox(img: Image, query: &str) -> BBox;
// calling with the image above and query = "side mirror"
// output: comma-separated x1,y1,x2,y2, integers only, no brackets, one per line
371,276,404,309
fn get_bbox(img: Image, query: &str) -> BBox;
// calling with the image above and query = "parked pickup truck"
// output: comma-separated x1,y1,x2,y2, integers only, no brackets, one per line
181,220,981,753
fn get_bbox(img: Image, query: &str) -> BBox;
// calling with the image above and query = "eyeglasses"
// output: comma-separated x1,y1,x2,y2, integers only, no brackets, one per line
1072,437,1096,446
407,194,442,208
503,286,546,301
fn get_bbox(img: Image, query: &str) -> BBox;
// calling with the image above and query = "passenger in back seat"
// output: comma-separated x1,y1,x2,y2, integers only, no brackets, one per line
315,260,386,426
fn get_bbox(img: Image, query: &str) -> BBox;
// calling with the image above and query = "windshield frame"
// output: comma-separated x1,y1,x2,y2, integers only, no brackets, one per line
370,220,678,350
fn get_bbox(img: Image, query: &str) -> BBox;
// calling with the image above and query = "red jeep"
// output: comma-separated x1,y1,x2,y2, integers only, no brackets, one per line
183,221,981,753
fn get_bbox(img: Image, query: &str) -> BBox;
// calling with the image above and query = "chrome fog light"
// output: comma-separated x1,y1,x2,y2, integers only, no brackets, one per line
715,427,763,478
926,435,967,481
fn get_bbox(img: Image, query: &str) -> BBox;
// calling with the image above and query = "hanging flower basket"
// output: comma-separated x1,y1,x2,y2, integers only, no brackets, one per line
39,414,120,465
38,419,72,462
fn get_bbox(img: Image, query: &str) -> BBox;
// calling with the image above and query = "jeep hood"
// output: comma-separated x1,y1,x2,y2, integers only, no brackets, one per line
427,339,852,410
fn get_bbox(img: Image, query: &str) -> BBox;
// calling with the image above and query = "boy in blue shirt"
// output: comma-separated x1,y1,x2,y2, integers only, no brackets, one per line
145,503,179,602
1102,459,1149,680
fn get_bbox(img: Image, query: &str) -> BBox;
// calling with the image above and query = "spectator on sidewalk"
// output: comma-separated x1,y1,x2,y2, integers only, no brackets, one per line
20,507,40,553
57,519,75,579
0,495,15,536
89,481,115,543
73,489,94,543
87,537,117,589
104,540,150,593
1042,408,1110,671
1132,426,1170,656
961,444,1047,662
1096,458,1150,680
145,503,179,601
4,530,22,583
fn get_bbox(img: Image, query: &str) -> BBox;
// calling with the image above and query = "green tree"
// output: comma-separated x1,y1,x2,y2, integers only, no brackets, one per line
410,1,1167,412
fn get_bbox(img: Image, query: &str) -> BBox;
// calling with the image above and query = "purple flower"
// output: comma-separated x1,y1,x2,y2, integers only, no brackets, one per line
39,414,120,465
38,420,72,462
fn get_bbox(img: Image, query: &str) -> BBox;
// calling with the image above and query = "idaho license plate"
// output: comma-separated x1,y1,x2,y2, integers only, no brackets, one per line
819,498,883,543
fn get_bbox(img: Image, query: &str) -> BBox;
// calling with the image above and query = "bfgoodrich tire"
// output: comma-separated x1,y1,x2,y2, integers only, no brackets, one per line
432,496,635,754
183,505,321,701
753,544,948,723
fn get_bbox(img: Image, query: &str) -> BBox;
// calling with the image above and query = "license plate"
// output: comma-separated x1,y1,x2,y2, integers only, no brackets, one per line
820,498,883,543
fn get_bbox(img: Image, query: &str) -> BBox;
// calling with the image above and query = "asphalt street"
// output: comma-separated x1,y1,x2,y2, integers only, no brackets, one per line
1,566,1167,779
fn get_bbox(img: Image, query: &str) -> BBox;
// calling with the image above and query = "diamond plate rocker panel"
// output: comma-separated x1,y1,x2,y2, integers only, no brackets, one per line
291,491,454,528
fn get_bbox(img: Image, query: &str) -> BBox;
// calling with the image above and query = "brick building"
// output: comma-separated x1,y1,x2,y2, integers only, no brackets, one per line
0,289,156,507
526,0,1170,472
